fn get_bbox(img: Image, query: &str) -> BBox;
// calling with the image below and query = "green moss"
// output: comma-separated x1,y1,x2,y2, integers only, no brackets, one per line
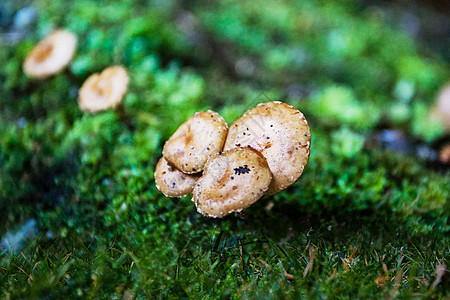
331,127,365,158
310,86,381,131
0,0,449,298
412,102,445,142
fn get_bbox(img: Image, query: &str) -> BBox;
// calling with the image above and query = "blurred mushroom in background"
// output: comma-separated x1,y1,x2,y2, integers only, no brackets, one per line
23,29,77,78
439,144,450,165
78,66,129,113
432,83,450,131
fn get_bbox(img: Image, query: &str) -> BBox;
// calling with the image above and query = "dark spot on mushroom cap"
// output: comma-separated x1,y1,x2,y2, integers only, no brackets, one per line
234,165,250,175
223,101,311,196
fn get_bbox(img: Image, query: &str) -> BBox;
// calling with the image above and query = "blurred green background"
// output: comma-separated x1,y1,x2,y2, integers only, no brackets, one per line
0,0,449,298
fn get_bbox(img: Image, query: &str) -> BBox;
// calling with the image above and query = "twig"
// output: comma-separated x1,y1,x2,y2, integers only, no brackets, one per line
14,264,33,281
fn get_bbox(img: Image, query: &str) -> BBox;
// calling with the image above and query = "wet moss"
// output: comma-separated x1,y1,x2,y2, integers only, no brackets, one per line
0,0,449,298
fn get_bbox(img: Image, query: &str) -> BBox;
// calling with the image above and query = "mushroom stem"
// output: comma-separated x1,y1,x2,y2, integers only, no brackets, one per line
116,102,135,131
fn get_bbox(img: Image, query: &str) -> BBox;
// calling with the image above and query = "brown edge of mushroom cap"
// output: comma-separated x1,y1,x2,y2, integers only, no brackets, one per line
23,29,77,79
78,66,129,113
193,147,273,218
154,157,201,198
162,110,228,174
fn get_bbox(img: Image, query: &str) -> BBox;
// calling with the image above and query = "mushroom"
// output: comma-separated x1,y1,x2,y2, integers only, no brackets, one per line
224,101,311,195
154,157,201,198
163,111,228,174
23,29,77,79
193,147,272,218
432,84,450,131
78,66,129,113
439,144,450,165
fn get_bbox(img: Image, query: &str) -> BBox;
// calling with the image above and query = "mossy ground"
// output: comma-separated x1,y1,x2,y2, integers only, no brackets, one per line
1,0,449,298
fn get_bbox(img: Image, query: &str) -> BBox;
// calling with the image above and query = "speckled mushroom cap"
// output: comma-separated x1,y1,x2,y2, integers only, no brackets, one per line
78,66,129,113
23,29,77,79
224,101,311,195
193,147,272,218
163,111,228,174
154,157,201,198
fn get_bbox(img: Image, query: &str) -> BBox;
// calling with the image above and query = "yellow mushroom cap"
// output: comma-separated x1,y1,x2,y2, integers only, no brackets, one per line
154,157,201,198
163,111,228,174
193,147,272,218
78,66,129,113
224,101,311,195
23,29,77,79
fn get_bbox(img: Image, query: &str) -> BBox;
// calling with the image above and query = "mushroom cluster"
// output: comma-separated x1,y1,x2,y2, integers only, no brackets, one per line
23,33,312,217
155,101,311,218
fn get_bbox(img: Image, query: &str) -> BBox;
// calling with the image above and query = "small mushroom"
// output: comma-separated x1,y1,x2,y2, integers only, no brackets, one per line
163,111,228,174
432,84,450,131
193,147,272,218
224,101,311,195
23,29,77,79
78,66,129,113
154,157,201,198
439,144,450,165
